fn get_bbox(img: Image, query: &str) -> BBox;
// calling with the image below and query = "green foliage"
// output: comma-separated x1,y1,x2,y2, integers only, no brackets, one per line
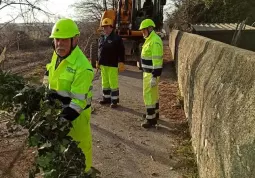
167,0,255,31
0,71,87,178
0,69,25,110
199,0,255,23
14,85,87,178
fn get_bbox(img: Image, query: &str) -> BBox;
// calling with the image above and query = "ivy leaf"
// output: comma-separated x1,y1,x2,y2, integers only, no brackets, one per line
40,99,44,107
29,135,40,147
52,123,57,130
0,72,87,177
62,139,69,146
36,155,51,168
60,145,66,153
44,109,52,116
17,113,25,125
60,125,67,132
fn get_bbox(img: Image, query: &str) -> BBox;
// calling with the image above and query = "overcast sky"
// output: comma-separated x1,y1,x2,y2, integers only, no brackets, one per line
0,0,174,23
43,0,78,17
0,0,79,23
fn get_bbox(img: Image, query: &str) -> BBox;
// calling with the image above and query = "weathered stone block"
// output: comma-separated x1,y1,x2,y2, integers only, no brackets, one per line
170,30,255,178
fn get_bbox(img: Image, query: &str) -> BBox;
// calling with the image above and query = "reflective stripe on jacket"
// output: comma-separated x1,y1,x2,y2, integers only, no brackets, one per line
141,31,163,77
46,46,94,113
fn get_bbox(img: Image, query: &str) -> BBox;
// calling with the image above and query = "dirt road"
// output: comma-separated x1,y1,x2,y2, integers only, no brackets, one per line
91,63,195,178
0,46,197,177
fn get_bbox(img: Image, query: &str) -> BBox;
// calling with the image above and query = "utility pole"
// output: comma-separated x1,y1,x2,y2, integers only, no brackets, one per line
17,32,20,51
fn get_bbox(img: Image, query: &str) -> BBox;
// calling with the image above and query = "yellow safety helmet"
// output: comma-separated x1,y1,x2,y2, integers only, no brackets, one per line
101,18,114,27
49,18,80,39
139,19,156,30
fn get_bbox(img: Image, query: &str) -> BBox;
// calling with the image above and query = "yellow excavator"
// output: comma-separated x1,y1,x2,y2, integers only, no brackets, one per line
90,0,166,67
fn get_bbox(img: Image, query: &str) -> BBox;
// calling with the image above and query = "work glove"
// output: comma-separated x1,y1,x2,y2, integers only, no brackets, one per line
96,61,100,69
46,92,71,106
118,62,125,72
59,107,80,121
46,92,57,106
150,77,157,88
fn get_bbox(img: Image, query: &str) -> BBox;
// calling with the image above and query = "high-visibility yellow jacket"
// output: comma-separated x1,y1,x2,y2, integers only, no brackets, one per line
141,30,163,77
44,46,94,113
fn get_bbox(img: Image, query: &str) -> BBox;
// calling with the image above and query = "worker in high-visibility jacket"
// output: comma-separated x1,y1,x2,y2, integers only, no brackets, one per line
43,18,95,176
97,18,125,108
139,19,163,128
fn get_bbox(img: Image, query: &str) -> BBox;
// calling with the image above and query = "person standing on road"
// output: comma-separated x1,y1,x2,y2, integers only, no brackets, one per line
97,17,125,108
43,18,95,176
139,19,163,128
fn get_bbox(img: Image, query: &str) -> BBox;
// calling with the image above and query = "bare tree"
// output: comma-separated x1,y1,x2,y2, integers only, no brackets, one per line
73,0,104,22
73,0,115,22
76,19,99,56
71,0,117,54
0,0,52,59
0,0,52,24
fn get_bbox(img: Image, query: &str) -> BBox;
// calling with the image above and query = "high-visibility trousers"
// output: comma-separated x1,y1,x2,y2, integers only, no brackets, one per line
68,107,92,173
143,72,159,120
100,65,119,104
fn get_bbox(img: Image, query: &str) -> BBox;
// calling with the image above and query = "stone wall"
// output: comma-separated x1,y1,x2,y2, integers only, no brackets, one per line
169,30,255,178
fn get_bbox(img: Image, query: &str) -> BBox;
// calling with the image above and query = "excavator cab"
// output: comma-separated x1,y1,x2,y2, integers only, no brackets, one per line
111,0,166,35
90,0,166,67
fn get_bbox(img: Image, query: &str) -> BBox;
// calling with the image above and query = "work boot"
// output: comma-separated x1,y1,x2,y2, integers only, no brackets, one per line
110,103,118,108
99,98,111,105
143,114,159,120
141,119,157,128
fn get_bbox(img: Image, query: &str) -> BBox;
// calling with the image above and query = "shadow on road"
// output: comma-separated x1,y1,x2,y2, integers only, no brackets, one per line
150,119,189,138
114,105,144,118
91,123,177,167
119,69,142,80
